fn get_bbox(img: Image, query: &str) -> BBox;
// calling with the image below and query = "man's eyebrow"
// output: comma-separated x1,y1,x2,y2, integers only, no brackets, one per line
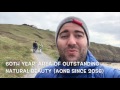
59,30,69,35
74,30,84,34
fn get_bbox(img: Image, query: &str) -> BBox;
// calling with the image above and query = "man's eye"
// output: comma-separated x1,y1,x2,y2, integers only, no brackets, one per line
76,35,83,38
61,36,68,38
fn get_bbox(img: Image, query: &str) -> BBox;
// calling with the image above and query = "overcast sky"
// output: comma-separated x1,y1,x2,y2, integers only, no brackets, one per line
0,12,120,47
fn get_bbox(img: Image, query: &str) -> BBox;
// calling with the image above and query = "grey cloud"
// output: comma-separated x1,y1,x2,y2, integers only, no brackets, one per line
91,21,120,41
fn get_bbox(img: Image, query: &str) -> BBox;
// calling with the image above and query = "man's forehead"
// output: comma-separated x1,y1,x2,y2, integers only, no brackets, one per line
59,23,85,33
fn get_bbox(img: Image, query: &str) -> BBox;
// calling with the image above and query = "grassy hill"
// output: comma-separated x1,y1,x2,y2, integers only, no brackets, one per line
89,42,120,62
0,24,58,78
0,24,120,78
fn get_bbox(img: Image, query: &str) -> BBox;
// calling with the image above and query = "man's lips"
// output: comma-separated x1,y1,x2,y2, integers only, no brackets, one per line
66,49,77,54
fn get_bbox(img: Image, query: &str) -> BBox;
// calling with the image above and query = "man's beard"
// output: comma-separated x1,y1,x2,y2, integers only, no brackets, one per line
58,44,88,63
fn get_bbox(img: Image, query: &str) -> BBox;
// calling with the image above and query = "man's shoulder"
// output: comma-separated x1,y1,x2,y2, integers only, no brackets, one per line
35,66,56,78
43,65,56,69
94,65,120,78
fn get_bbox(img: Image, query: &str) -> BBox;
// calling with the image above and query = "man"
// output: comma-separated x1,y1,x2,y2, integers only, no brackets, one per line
35,16,120,78
33,41,38,53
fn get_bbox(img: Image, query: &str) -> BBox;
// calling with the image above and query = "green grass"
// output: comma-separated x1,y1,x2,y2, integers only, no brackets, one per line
0,36,33,78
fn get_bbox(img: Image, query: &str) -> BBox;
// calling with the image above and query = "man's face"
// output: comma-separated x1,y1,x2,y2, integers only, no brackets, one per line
57,23,88,62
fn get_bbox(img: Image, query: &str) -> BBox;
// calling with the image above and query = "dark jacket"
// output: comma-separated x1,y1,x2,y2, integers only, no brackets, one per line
35,50,120,78
33,42,38,48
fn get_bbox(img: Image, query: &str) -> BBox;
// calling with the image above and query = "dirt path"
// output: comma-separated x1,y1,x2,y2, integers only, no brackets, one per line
23,50,55,78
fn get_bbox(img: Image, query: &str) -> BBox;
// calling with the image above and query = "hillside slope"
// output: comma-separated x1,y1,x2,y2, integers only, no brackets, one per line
89,42,120,62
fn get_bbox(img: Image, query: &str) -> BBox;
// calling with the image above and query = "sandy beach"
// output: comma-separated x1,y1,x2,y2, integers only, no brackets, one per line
100,62,120,70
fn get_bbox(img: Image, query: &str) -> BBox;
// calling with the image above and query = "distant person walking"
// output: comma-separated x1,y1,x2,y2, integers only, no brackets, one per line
38,43,43,54
33,41,38,53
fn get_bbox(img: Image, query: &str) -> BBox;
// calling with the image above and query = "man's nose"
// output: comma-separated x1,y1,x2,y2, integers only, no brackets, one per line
67,35,76,45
